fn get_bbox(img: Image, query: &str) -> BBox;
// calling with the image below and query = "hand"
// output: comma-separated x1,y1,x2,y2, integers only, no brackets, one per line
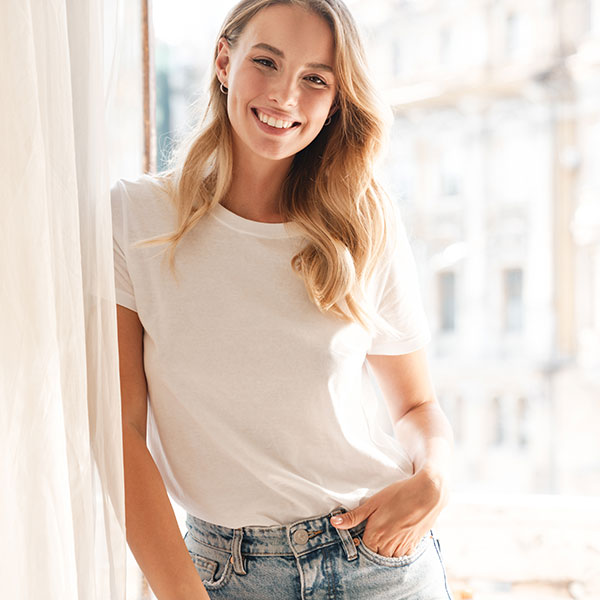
329,469,449,558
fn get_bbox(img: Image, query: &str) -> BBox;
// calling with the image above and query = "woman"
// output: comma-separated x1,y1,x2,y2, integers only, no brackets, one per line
112,0,454,598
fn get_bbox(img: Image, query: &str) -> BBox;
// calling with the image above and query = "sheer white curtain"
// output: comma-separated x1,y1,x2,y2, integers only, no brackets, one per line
0,1,126,599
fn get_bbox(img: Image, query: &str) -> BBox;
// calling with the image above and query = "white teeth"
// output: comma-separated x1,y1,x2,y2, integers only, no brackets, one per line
256,110,294,129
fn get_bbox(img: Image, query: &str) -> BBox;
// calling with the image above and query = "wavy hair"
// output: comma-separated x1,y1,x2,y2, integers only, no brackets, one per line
138,0,399,335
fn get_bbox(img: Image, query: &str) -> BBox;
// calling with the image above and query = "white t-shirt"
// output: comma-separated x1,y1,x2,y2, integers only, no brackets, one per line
111,174,431,528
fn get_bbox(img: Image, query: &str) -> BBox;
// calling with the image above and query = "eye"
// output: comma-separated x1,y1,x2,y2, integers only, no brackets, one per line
305,75,328,87
252,57,276,69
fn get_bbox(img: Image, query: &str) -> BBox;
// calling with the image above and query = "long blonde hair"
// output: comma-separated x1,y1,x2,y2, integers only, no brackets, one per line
140,0,399,335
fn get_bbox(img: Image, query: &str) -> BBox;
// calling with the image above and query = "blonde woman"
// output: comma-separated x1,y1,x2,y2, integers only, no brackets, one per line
112,0,454,598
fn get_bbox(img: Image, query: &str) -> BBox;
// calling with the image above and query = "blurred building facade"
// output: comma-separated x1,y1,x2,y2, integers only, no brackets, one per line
351,0,600,498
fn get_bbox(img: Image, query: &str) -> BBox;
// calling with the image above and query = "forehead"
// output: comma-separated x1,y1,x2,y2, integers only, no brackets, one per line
237,4,335,65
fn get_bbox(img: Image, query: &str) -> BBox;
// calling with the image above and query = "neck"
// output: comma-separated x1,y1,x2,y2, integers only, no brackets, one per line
222,142,294,223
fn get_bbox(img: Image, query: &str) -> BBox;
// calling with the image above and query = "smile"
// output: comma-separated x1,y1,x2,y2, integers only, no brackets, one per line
252,108,300,130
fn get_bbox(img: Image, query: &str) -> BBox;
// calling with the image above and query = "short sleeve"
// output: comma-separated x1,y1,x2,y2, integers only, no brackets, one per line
367,208,431,355
110,180,137,312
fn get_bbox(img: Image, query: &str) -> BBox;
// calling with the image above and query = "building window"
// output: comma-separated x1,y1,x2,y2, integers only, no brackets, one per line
582,0,592,34
491,396,506,446
506,11,527,58
440,26,451,65
517,396,530,449
581,0,600,35
504,268,524,332
439,147,461,197
439,271,456,332
392,39,405,77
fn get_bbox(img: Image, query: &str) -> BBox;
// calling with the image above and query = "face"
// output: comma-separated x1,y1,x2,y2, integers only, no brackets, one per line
215,4,338,166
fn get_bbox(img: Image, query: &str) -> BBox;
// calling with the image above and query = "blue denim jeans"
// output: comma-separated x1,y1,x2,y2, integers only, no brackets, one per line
184,506,453,599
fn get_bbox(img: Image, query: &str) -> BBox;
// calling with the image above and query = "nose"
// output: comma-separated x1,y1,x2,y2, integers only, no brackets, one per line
267,75,299,107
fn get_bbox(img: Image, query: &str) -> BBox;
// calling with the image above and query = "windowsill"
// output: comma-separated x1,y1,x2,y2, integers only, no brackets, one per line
436,492,600,599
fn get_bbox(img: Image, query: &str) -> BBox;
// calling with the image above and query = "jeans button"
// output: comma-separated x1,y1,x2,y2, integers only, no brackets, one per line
292,528,309,545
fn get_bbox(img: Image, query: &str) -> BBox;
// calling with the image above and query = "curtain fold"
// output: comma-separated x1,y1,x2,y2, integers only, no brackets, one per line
0,0,126,598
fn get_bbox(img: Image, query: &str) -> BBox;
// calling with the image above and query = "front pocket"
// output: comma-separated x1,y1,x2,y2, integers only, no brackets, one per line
183,530,234,589
190,553,219,582
357,533,430,567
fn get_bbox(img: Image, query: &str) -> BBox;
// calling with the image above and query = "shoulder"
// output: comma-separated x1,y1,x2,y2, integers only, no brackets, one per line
110,173,175,233
110,173,171,208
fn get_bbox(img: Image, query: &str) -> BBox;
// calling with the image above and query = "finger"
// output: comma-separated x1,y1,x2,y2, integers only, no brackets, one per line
330,503,375,530
393,539,421,558
363,529,403,554
380,543,404,558
364,540,386,556
364,537,400,558
377,545,402,558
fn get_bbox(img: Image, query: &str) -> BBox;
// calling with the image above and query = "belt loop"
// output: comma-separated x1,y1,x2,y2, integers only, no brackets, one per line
331,507,358,561
231,528,247,575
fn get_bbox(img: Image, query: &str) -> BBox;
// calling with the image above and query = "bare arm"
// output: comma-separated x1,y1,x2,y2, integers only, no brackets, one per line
330,348,453,557
117,304,210,600
366,348,454,488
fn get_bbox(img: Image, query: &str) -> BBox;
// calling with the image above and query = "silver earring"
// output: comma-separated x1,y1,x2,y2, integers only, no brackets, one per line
220,82,228,95
324,116,332,126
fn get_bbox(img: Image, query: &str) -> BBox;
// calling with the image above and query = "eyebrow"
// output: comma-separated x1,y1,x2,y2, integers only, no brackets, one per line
250,43,334,73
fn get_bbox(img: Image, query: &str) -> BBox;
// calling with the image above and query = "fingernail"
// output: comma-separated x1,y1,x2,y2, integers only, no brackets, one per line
331,516,343,525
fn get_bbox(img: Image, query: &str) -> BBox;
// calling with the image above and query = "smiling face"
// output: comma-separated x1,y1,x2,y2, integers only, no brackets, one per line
215,4,338,167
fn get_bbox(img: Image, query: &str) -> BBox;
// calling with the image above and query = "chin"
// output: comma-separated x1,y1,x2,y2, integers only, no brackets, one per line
253,144,302,163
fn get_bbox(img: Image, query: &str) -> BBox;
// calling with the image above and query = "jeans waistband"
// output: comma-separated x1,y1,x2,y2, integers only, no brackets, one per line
185,505,367,573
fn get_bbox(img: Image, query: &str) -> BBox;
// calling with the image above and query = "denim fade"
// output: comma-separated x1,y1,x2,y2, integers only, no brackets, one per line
184,505,453,599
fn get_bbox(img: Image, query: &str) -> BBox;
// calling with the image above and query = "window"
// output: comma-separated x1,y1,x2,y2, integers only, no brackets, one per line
392,39,405,77
580,0,600,35
439,271,456,332
491,396,506,446
506,11,528,58
517,396,530,448
504,268,524,332
491,121,539,204
439,26,451,65
156,45,172,172
582,0,592,34
439,149,461,197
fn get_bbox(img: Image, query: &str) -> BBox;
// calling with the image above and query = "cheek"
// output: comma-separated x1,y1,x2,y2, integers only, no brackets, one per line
304,87,335,111
303,95,334,126
230,68,263,101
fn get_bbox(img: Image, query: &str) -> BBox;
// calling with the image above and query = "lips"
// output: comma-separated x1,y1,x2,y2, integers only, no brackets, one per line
251,108,300,130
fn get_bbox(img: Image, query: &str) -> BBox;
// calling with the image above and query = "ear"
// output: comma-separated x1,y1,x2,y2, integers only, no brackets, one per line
327,97,340,119
215,37,231,87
